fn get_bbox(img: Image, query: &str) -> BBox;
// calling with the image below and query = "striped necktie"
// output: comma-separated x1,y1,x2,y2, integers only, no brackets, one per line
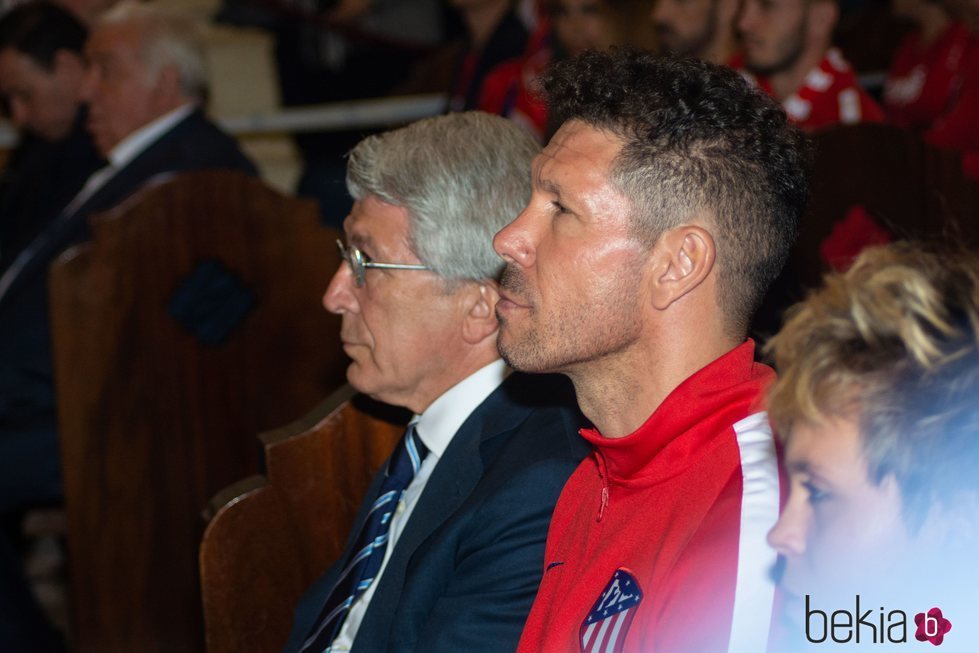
300,423,428,652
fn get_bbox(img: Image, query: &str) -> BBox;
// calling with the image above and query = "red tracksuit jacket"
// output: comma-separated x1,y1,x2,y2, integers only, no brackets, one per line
518,341,780,653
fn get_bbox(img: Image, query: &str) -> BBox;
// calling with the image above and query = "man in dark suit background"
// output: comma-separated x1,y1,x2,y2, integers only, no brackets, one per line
0,0,99,507
283,111,588,653
0,3,254,647
66,0,257,224
0,4,99,649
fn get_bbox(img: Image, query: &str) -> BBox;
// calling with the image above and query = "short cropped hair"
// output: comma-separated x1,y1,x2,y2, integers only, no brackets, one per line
98,1,208,101
541,49,809,336
346,112,539,283
767,243,979,529
0,1,86,70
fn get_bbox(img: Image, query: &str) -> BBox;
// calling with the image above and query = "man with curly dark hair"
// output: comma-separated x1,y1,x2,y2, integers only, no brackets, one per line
493,49,809,652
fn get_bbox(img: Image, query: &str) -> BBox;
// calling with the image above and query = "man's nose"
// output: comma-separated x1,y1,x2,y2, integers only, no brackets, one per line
322,261,357,315
737,2,758,34
651,0,673,26
493,208,536,269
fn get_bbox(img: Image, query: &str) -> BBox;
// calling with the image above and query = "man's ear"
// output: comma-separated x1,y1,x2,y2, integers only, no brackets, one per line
648,225,716,311
153,63,184,103
461,281,501,345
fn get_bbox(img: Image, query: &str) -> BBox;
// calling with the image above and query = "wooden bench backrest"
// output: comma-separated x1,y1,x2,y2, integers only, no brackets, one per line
801,122,979,286
48,170,348,652
754,123,979,339
200,386,406,653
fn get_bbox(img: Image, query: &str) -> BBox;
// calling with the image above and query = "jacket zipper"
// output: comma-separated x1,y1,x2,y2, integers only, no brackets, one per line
595,451,609,522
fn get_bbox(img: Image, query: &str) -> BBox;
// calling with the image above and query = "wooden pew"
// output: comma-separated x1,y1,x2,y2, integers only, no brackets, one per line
753,123,979,340
199,385,407,653
48,170,348,652
802,123,979,284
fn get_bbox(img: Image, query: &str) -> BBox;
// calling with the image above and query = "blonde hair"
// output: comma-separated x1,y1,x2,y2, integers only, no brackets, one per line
766,243,979,527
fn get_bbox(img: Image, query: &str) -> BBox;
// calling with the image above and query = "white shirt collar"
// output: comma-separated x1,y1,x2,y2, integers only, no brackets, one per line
107,103,196,169
412,358,511,459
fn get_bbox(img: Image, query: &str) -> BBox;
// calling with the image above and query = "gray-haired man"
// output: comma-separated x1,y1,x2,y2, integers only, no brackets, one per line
0,1,256,307
284,111,589,653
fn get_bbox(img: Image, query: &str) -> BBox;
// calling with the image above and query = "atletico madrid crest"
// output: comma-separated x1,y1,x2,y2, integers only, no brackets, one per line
580,568,643,653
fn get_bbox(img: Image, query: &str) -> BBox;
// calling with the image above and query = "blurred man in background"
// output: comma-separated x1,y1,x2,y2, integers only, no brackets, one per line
0,5,255,646
0,4,99,648
738,0,884,130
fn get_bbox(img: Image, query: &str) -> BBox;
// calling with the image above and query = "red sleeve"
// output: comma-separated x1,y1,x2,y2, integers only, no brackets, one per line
884,33,920,128
926,50,979,151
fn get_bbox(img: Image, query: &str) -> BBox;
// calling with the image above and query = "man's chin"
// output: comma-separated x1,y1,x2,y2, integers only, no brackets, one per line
498,331,555,375
496,329,523,369
344,361,369,394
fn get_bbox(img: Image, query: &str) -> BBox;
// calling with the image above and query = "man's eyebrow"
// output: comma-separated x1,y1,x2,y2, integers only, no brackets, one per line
349,232,374,252
539,178,562,196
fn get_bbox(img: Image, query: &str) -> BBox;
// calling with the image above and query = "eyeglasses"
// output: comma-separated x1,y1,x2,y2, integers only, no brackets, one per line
336,239,431,288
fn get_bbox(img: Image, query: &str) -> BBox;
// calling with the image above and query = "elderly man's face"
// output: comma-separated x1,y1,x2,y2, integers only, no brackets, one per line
493,120,647,376
651,0,719,59
738,0,808,76
83,20,166,155
322,195,465,411
767,415,910,630
0,48,83,141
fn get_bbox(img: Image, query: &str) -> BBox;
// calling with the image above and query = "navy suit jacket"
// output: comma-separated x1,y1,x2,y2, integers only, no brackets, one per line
284,372,590,653
0,107,256,512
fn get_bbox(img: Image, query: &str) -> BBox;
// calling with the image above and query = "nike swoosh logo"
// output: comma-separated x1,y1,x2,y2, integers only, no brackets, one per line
546,561,565,571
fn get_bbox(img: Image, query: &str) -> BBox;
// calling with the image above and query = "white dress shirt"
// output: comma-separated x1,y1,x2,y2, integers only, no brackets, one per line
329,358,511,651
107,103,195,169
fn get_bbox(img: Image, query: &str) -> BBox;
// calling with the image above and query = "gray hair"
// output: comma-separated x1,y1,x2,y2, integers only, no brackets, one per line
98,1,208,101
346,112,539,282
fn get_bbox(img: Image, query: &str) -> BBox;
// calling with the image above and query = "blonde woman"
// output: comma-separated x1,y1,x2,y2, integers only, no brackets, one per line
765,243,979,650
